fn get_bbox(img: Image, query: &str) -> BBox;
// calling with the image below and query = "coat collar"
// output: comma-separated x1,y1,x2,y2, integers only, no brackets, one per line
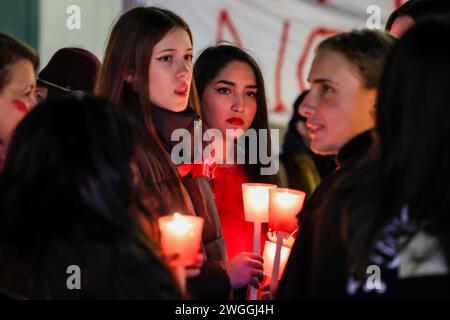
336,129,374,169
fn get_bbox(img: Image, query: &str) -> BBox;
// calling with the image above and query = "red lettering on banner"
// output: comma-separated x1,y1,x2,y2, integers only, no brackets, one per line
274,20,290,113
395,0,407,9
297,27,341,92
216,9,242,46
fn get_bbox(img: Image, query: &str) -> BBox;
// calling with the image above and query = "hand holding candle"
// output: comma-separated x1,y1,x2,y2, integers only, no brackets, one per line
159,213,204,266
242,183,277,300
165,252,204,278
158,213,204,293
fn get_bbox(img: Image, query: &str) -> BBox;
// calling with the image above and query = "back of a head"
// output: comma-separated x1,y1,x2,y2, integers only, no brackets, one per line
317,29,396,89
37,47,100,97
386,0,450,32
0,32,39,93
0,95,136,247
376,18,450,212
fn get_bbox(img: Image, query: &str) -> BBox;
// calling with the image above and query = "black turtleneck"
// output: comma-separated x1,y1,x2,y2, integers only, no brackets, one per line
150,103,199,152
277,128,376,299
335,129,374,169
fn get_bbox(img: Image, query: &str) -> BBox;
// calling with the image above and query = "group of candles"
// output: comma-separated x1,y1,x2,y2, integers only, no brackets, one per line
158,183,306,299
242,184,305,299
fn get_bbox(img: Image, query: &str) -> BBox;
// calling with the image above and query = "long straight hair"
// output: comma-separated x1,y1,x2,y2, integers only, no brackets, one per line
95,7,200,220
194,44,277,184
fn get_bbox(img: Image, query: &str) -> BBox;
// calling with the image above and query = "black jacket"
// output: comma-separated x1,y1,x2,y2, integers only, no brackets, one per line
276,130,374,299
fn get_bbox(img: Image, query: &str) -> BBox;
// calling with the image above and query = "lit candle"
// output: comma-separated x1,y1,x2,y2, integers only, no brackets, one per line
158,213,204,293
159,213,204,266
242,183,278,254
242,183,277,300
262,240,292,281
268,188,305,296
242,183,278,223
269,188,306,233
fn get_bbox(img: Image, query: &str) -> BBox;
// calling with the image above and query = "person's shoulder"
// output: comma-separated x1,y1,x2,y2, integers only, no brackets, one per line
113,239,182,299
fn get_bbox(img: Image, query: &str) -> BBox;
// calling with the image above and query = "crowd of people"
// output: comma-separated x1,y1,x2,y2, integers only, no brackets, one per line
0,0,449,299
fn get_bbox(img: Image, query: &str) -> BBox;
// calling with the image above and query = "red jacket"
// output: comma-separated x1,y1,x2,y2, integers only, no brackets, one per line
213,165,266,259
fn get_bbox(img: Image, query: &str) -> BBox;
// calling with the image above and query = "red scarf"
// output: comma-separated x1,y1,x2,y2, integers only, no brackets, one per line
177,160,218,180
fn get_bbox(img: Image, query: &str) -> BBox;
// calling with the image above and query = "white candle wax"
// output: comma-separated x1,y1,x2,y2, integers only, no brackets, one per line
159,213,204,266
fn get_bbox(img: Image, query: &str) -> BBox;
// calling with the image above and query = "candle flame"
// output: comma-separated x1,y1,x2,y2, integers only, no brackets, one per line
277,191,299,208
171,213,189,234
248,189,268,210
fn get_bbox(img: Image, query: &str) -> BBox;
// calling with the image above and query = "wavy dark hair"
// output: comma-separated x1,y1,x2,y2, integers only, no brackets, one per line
331,18,450,278
0,95,163,295
194,44,277,183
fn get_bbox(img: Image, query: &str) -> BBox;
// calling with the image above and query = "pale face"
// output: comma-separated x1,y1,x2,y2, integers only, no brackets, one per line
201,61,257,139
299,50,376,155
390,15,415,37
148,27,193,112
0,59,37,144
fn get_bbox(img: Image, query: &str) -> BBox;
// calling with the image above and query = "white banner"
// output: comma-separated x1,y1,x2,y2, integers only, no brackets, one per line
135,0,406,123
